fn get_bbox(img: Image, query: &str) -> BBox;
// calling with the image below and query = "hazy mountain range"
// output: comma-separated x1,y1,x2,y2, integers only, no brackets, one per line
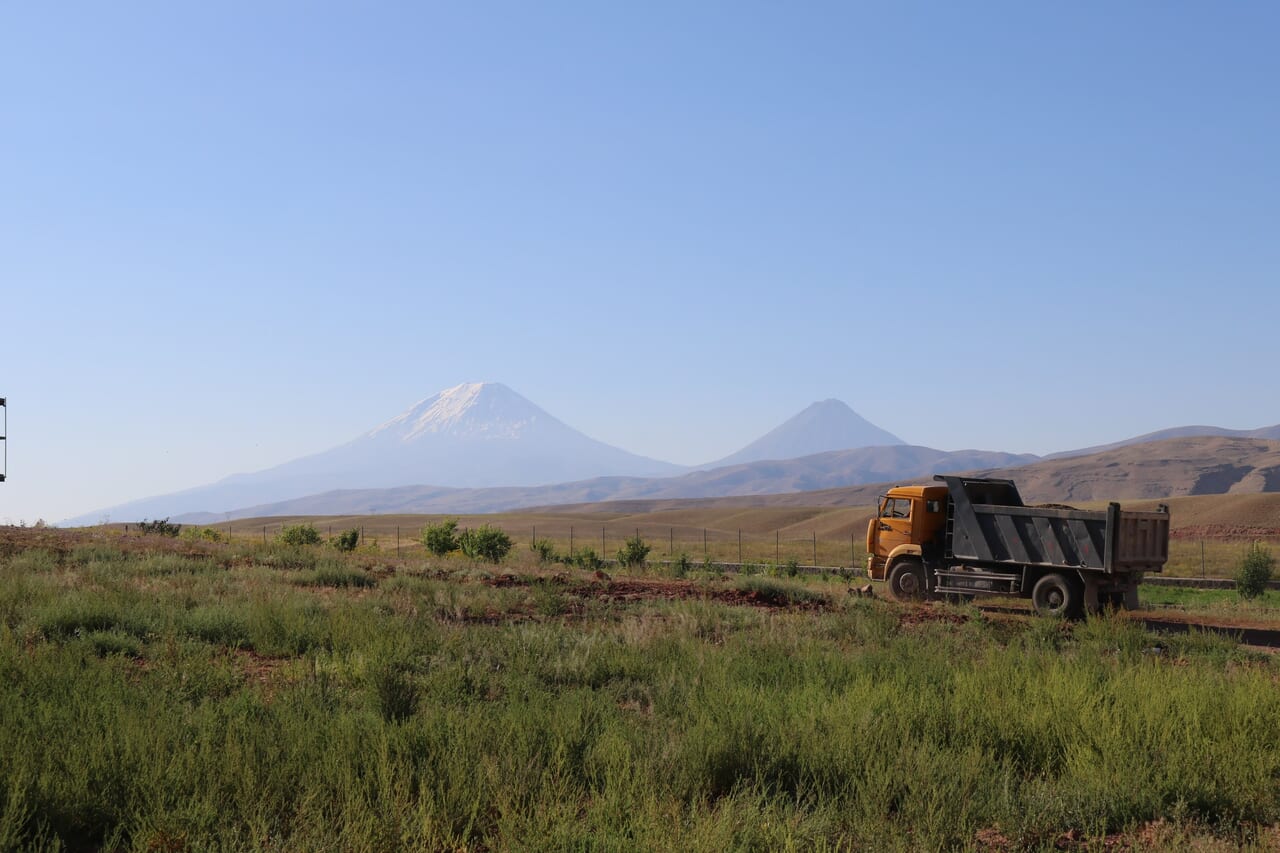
63,381,1280,524
545,436,1280,514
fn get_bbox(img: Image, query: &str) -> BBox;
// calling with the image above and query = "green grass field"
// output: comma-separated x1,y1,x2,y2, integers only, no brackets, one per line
3,528,1280,850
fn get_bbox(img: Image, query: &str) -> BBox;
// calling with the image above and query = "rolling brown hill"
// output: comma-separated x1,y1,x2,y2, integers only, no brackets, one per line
967,436,1280,503
528,437,1280,514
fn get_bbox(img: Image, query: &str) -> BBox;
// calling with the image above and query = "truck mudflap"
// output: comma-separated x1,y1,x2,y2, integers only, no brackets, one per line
1082,572,1144,613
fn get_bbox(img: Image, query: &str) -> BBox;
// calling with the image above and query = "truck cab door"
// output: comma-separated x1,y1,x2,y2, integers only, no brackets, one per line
869,496,914,578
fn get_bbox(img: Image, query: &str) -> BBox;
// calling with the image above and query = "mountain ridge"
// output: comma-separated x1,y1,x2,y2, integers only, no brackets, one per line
174,444,1038,521
1046,423,1280,459
67,379,1280,525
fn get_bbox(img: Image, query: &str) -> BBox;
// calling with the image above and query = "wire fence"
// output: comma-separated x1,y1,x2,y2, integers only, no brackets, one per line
118,521,1280,579
142,519,874,570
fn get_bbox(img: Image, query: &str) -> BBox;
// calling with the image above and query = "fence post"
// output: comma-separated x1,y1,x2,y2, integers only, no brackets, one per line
776,531,779,564
396,526,400,557
851,533,855,567
813,531,817,566
1201,540,1205,578
669,527,673,557
262,526,266,543
703,528,707,558
602,526,606,556
738,529,742,565
570,526,574,554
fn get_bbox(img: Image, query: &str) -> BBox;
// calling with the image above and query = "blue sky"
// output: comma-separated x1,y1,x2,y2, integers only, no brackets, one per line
2,2,1278,522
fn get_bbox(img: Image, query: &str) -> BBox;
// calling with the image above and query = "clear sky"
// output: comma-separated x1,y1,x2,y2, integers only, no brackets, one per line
3,2,1278,523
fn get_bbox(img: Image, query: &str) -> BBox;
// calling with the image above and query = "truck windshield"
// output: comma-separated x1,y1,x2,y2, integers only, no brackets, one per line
880,498,911,519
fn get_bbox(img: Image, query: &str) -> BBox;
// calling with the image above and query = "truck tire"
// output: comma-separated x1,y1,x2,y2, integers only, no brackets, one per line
1031,572,1083,619
888,559,926,601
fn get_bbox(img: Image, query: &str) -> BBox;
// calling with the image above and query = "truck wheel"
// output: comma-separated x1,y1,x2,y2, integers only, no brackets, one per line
1031,572,1083,619
888,559,926,601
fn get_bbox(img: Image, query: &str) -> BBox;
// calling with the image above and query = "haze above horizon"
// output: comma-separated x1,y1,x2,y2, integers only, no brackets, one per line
3,2,1278,522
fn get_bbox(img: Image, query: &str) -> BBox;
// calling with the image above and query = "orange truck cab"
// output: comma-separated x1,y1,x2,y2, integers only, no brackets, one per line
865,485,948,589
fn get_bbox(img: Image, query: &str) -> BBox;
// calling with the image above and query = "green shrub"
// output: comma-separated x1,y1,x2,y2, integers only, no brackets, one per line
1236,542,1275,600
670,552,693,579
530,538,558,563
458,525,512,564
332,528,360,552
422,519,460,556
616,535,651,568
370,660,418,723
569,547,602,570
278,524,322,547
180,526,223,543
136,518,181,537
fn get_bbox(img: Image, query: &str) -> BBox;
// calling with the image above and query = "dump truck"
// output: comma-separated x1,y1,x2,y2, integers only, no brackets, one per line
866,475,1169,617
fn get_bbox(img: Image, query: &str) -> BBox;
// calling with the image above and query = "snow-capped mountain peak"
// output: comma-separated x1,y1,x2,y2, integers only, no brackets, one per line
369,382,544,441
62,381,686,524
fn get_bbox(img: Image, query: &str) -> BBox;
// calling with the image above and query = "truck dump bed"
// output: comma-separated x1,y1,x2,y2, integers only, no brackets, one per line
936,475,1169,574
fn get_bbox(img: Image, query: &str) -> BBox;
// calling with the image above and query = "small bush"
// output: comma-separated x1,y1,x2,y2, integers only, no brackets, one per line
371,661,418,723
278,524,322,547
180,526,223,543
670,553,693,579
530,538,558,563
1236,542,1275,600
332,528,360,552
458,525,513,564
616,535,651,569
136,518,181,537
422,519,460,556
569,547,602,570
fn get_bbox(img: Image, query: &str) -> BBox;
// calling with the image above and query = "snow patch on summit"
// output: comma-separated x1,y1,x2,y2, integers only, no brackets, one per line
368,382,539,441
